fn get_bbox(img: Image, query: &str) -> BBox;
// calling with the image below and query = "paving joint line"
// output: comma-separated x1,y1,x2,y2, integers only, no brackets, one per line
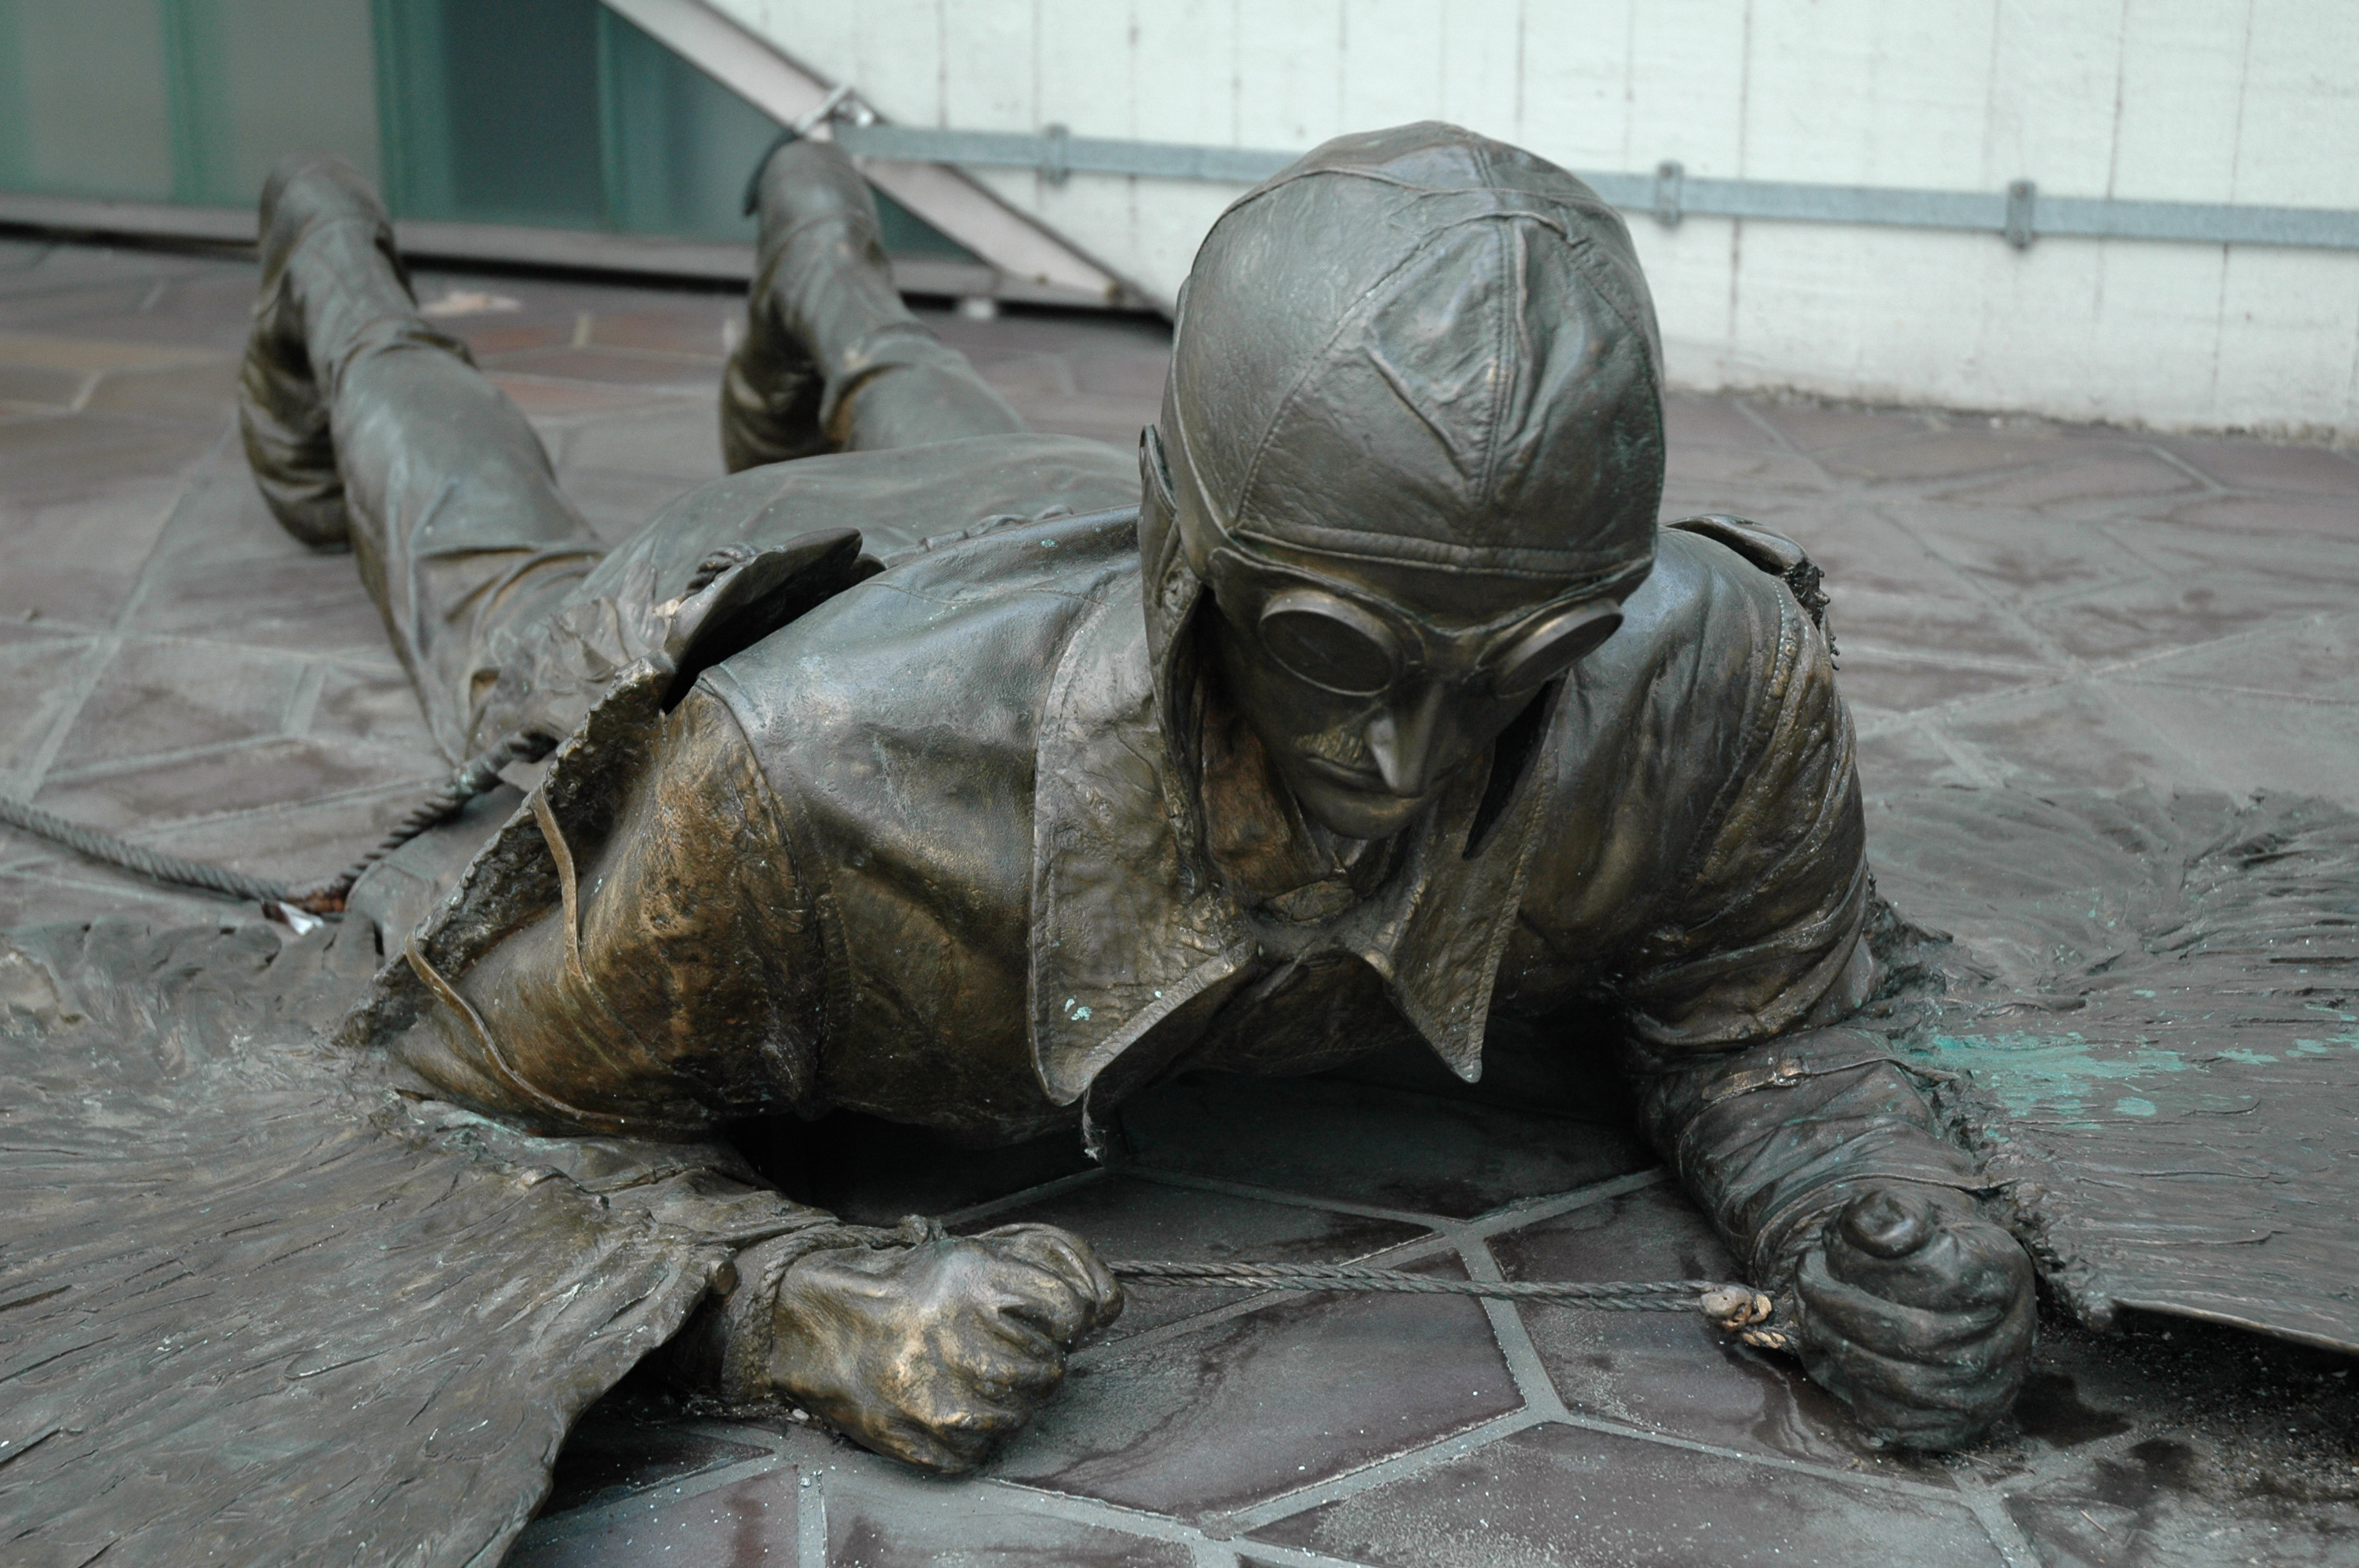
937,1165,1110,1229
1543,1407,1970,1500
9,425,232,796
511,1450,791,1545
1212,1408,1549,1534
1452,1166,1671,1241
1126,1167,1450,1230
1950,1468,2047,1567
1456,1233,1571,1422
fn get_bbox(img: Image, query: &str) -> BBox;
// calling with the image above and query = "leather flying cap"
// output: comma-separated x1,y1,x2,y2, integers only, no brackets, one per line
1165,122,1666,586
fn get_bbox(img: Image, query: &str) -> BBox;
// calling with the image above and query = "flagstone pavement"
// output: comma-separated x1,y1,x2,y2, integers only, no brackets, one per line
1,234,2354,1567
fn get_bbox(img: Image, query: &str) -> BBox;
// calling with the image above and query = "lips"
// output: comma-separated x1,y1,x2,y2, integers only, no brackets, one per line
1297,753,1408,797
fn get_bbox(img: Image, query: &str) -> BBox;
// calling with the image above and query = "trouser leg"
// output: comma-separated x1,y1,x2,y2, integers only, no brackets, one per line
720,136,1029,467
240,154,602,761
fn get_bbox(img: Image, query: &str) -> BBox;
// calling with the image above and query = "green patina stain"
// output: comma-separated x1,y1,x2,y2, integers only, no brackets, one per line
2215,1047,2277,1064
2291,1040,2335,1057
1910,1032,2191,1117
2113,1096,2157,1116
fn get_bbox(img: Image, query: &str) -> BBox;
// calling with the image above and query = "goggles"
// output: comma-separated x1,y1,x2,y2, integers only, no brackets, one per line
1148,421,1644,702
1200,543,1633,700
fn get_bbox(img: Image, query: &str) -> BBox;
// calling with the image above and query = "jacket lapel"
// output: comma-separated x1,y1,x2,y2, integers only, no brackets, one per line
1027,585,1561,1103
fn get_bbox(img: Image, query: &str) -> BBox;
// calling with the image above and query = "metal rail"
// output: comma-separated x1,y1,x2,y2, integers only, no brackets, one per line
832,125,2359,253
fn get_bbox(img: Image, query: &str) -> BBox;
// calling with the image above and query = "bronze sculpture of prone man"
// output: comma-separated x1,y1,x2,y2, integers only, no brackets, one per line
238,122,2037,1472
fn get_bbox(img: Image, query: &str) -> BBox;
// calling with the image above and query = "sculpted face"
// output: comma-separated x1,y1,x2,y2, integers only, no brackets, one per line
1201,545,1624,840
1149,426,1637,840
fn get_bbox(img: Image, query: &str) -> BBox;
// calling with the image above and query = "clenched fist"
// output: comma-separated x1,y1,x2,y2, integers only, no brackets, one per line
1790,1185,2035,1449
765,1222,1123,1472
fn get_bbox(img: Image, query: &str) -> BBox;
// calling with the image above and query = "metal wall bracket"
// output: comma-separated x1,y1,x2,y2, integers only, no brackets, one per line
1653,161,1686,228
2005,180,2037,249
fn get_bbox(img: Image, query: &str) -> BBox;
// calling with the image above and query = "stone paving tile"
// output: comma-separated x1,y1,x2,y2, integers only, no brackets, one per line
1927,679,2213,795
2157,434,2359,497
2158,490,2359,543
42,637,304,770
552,400,732,483
2126,611,2359,702
996,1254,1522,1518
1489,1181,1935,1475
1825,648,2050,721
307,662,439,751
1659,388,1770,449
507,1468,803,1568
1659,440,1834,503
581,307,736,359
1853,720,1984,797
0,866,234,931
2117,509,2359,578
2110,681,2359,802
491,374,685,419
974,1171,1436,1340
480,343,725,390
1900,505,2154,607
34,735,437,844
78,356,242,421
0,626,103,776
821,1489,1198,1566
1735,397,1936,454
1816,424,2085,485
2019,570,2359,666
1244,1420,2008,1567
540,1423,776,1518
1925,446,2204,514
0,410,221,504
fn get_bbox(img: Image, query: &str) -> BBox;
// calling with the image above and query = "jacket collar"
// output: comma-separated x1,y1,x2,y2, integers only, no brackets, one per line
1027,562,1560,1106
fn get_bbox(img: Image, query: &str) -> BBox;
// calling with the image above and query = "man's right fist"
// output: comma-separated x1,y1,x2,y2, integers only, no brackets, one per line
765,1222,1123,1472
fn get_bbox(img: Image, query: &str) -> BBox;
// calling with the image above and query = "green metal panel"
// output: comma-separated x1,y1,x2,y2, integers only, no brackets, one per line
0,0,972,263
373,0,602,228
0,2,25,190
162,0,378,206
369,0,449,219
597,5,771,241
0,0,175,200
592,7,972,257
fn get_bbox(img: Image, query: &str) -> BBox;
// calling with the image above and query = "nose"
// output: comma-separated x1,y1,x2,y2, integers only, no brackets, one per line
1363,683,1450,797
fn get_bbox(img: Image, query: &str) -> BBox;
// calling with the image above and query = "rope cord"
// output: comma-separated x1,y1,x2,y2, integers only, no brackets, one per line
0,729,553,916
1106,1259,1797,1351
0,793,296,905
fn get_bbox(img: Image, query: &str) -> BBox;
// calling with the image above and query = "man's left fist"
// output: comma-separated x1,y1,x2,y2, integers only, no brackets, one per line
1789,1185,2036,1449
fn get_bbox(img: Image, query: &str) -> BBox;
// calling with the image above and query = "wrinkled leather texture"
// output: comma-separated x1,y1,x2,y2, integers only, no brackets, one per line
362,470,1870,1148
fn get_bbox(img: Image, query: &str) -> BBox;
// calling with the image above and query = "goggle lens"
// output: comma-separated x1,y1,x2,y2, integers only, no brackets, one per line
1256,592,1401,695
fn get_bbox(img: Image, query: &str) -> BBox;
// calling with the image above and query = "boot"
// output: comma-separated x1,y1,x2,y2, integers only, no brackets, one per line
722,136,1018,468
238,154,467,548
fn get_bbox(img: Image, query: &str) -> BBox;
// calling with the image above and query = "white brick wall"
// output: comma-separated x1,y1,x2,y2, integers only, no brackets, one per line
708,0,2359,438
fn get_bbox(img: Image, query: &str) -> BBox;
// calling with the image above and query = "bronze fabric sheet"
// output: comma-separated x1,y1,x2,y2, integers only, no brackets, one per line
1869,787,2359,1353
0,917,726,1568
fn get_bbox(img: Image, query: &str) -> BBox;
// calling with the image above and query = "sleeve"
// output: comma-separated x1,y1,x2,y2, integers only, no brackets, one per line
1612,583,1875,1051
390,684,828,1135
